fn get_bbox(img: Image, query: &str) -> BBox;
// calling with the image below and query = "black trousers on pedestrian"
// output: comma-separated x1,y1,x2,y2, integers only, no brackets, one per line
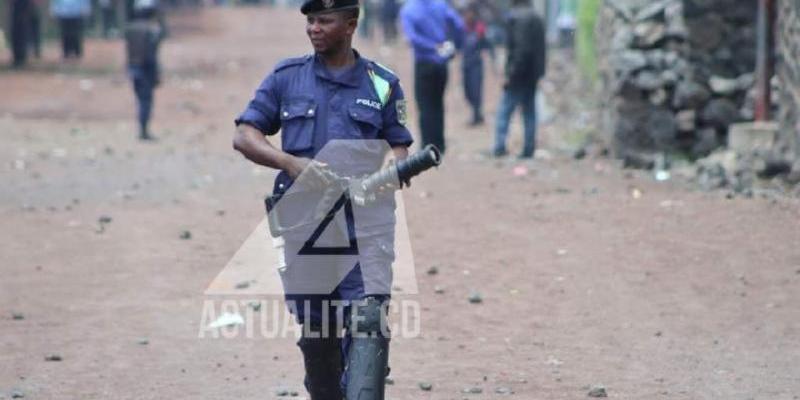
10,0,30,67
59,17,84,59
413,61,448,154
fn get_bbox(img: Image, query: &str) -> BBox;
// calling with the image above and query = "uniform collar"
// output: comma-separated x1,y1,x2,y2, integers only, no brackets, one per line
313,49,367,88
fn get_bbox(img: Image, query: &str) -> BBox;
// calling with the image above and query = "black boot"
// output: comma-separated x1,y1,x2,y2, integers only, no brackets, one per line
298,328,344,400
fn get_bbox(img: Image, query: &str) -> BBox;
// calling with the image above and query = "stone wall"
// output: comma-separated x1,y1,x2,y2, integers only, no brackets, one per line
777,0,800,158
596,0,759,164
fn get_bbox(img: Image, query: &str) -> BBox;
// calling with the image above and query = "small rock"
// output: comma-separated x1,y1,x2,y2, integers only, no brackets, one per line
495,387,514,395
248,301,263,312
44,354,63,362
179,230,192,240
462,386,483,394
573,147,587,160
137,338,149,345
468,292,483,304
418,382,433,391
11,312,25,320
385,377,395,385
426,266,439,276
11,390,25,399
235,281,251,290
434,285,445,294
274,388,290,396
588,385,608,398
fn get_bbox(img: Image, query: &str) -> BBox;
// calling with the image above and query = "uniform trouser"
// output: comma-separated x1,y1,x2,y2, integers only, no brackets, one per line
494,86,538,157
281,232,394,399
59,17,84,59
10,0,29,67
414,61,448,154
463,63,484,122
129,64,158,135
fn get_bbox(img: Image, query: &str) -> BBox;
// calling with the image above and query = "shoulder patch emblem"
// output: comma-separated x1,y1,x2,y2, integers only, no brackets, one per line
396,99,408,126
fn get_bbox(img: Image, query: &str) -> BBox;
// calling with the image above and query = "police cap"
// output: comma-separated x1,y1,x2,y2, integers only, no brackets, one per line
301,0,359,15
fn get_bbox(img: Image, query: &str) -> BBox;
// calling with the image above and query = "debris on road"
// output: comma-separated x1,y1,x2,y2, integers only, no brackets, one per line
44,354,63,362
418,381,433,391
587,384,608,397
179,230,192,240
207,313,244,329
468,292,483,304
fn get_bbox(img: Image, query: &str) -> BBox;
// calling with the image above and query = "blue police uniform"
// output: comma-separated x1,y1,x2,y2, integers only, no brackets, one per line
235,50,412,400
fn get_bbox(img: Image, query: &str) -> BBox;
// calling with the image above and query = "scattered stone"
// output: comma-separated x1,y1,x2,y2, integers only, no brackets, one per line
11,312,24,320
701,98,740,129
274,388,290,396
11,390,24,399
418,382,433,391
672,81,711,109
235,281,251,290
434,285,445,294
709,76,741,96
468,292,483,304
462,386,483,394
495,387,514,395
385,377,395,385
248,301,262,312
675,110,696,132
587,384,608,398
179,230,192,240
44,354,62,362
426,266,439,276
137,338,149,346
573,147,587,160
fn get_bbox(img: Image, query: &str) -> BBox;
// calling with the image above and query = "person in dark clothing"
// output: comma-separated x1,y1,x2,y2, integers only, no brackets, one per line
10,0,32,67
100,0,118,38
51,0,91,59
125,0,164,140
461,5,492,126
492,0,545,158
380,0,399,43
400,0,465,154
29,0,43,58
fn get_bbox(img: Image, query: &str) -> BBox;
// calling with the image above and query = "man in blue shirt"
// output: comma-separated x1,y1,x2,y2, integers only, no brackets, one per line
400,0,464,154
233,0,413,398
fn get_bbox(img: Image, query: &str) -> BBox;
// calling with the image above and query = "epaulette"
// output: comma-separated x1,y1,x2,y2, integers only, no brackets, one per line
368,61,400,84
273,55,312,73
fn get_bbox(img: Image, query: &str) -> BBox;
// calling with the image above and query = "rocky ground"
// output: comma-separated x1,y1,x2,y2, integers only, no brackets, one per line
1,6,799,400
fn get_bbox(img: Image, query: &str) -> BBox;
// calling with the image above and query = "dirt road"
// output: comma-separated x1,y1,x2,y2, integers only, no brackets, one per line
1,6,799,399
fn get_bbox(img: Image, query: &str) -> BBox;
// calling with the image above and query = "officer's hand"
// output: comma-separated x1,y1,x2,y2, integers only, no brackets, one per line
288,157,339,190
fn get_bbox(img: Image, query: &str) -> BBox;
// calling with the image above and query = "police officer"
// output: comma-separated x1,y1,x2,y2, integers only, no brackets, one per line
232,1,413,399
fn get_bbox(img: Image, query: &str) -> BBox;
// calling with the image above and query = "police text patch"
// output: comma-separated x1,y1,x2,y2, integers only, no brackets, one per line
356,98,382,111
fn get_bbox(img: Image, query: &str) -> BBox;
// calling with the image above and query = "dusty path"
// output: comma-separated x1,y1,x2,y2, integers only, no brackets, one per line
1,6,799,400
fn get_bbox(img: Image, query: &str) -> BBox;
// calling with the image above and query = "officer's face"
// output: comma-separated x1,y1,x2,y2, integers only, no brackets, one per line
306,12,357,54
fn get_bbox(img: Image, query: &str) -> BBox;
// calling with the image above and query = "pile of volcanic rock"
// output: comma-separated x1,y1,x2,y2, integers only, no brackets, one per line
596,0,777,166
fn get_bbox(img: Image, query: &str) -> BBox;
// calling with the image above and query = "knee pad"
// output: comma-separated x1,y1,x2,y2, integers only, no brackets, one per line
348,297,389,337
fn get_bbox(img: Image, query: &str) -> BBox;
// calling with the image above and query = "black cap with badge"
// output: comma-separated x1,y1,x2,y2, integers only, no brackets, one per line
301,0,360,15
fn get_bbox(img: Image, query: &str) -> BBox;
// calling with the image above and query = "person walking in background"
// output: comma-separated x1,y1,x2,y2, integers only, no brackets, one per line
10,0,32,67
100,0,118,38
125,0,164,141
461,4,493,126
380,0,400,43
52,0,91,59
29,0,44,59
492,0,545,159
400,0,464,154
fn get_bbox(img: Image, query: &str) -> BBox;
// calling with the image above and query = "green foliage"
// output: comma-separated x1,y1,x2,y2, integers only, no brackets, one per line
576,0,601,84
